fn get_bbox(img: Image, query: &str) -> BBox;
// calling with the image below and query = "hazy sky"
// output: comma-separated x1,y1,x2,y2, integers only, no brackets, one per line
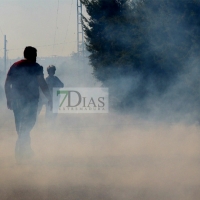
0,0,83,59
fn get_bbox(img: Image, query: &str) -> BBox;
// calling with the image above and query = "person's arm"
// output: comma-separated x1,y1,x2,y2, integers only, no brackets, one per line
4,76,12,110
37,75,52,109
55,76,64,88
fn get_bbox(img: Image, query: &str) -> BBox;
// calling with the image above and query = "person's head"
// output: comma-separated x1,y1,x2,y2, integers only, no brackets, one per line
47,65,56,76
24,46,37,62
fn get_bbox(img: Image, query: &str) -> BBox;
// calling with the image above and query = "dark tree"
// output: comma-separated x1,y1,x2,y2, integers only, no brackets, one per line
81,0,131,79
82,0,200,118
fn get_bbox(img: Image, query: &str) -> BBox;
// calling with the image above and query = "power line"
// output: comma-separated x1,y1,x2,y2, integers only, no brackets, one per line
52,0,60,57
55,0,74,65
8,41,76,51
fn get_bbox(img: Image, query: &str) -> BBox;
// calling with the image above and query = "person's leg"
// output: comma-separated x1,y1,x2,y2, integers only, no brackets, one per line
19,100,38,158
37,101,44,116
45,103,57,131
45,103,51,120
13,100,38,161
21,100,38,134
12,101,21,134
12,100,26,161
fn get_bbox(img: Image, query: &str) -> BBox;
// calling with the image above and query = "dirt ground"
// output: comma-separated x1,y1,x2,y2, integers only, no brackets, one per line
0,104,200,200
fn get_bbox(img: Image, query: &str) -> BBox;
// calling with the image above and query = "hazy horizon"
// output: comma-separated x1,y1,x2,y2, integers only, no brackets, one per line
0,0,86,59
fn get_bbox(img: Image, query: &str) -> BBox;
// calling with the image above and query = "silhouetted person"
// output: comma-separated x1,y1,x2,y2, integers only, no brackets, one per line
5,46,52,162
37,65,64,119
37,65,64,130
45,65,64,122
46,65,64,93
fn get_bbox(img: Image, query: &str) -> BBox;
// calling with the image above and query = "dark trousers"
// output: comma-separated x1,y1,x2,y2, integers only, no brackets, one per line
12,99,38,160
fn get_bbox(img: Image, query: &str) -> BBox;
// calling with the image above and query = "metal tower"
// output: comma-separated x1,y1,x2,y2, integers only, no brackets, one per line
77,0,84,57
4,35,7,73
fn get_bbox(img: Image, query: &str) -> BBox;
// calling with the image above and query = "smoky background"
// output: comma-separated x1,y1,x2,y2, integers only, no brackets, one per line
0,1,200,200
0,54,200,200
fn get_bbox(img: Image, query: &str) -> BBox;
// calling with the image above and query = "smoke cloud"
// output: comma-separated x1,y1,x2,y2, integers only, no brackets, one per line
0,100,200,200
81,0,200,123
1,43,200,200
1,1,200,199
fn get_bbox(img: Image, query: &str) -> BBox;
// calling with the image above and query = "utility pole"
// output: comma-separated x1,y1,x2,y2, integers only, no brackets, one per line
4,35,7,73
77,0,84,57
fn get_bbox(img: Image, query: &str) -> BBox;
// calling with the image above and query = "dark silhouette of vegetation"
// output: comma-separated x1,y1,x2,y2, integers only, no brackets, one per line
81,0,200,116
